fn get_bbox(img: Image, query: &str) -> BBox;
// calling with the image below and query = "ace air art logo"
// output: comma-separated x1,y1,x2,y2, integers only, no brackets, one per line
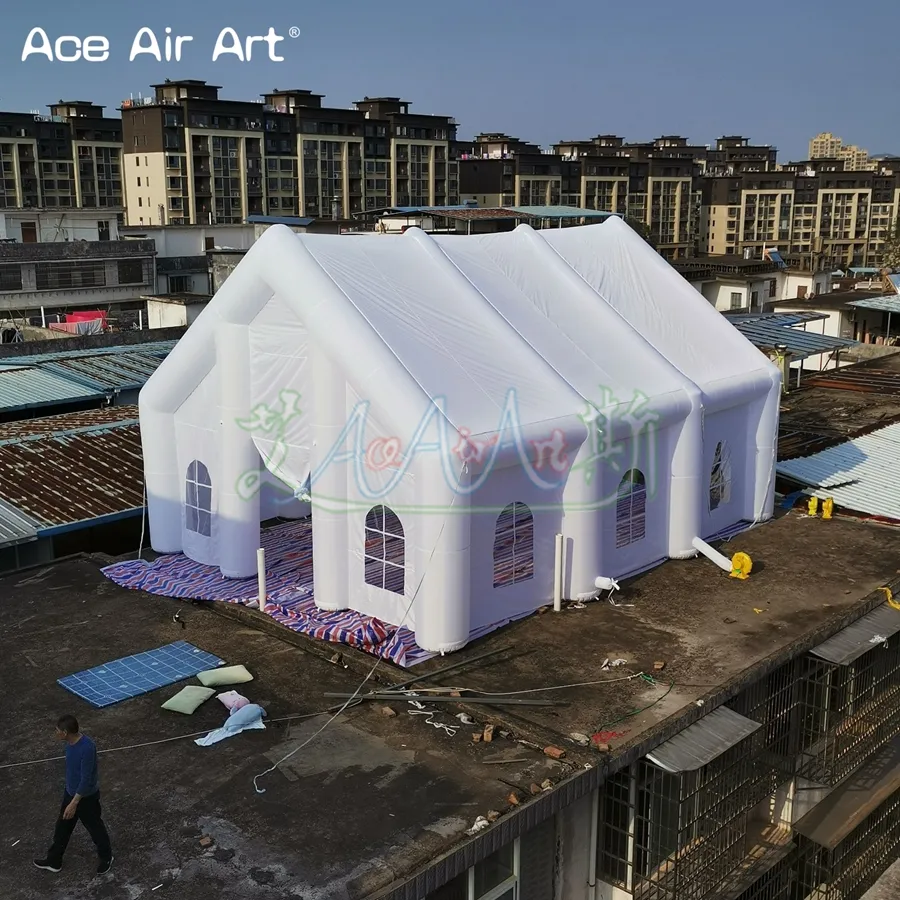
20,26,301,63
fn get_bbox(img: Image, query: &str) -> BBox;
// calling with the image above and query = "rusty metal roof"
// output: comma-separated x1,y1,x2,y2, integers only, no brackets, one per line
0,416,143,532
0,406,138,440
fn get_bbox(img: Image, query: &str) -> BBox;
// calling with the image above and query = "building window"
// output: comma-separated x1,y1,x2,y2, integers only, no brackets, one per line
597,724,775,900
185,460,212,537
0,264,23,291
492,502,534,588
616,469,646,548
730,292,742,310
709,441,732,511
768,278,777,298
425,821,556,900
364,505,405,594
167,274,191,293
117,259,145,285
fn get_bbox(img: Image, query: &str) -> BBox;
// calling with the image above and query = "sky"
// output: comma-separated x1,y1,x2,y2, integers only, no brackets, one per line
0,0,897,162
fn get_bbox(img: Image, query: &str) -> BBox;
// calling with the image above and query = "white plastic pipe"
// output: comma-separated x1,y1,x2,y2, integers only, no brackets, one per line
40,306,45,328
691,536,732,572
553,533,564,612
257,547,266,612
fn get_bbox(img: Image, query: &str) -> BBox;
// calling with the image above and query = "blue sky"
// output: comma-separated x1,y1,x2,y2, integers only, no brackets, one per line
1,0,896,161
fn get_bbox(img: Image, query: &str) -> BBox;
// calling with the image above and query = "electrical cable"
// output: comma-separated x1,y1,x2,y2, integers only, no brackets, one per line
0,708,340,772
250,461,468,794
393,673,643,697
593,674,675,731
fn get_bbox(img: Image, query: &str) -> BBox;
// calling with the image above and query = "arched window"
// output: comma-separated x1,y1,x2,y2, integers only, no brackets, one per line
493,502,534,588
616,469,646,548
185,460,212,537
709,441,732,511
364,505,405,594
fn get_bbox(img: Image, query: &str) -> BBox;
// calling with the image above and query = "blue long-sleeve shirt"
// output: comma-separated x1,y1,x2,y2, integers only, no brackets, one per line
65,735,99,798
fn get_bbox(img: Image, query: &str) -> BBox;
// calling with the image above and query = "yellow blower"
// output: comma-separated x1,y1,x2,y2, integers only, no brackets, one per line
822,497,834,520
730,552,752,580
807,496,819,516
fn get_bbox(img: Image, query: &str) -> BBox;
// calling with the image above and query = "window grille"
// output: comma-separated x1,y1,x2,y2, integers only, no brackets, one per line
493,502,534,587
364,505,405,594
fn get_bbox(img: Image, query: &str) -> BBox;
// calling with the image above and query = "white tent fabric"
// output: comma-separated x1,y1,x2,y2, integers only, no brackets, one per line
139,218,780,653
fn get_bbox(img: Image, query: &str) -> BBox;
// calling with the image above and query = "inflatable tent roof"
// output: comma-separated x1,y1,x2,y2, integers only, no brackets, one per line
143,216,775,441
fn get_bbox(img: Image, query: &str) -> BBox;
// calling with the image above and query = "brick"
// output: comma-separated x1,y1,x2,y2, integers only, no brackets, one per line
653,661,666,671
529,783,541,795
507,792,520,806
199,836,213,847
486,810,501,822
483,724,495,742
593,742,610,752
472,733,482,743
380,706,397,718
544,745,566,760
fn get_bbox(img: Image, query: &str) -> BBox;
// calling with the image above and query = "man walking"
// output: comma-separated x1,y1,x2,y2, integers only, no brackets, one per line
33,715,113,875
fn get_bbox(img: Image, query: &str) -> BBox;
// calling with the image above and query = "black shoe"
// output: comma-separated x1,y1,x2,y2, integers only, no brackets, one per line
97,856,113,875
33,859,61,873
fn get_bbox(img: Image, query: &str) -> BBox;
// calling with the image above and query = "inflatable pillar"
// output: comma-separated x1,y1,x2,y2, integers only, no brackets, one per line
216,322,261,578
310,344,349,611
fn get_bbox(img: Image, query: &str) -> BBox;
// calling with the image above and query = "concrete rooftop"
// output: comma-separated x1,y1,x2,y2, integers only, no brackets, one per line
2,510,900,899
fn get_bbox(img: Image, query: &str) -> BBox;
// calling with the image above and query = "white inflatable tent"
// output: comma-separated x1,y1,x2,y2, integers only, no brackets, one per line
139,217,780,653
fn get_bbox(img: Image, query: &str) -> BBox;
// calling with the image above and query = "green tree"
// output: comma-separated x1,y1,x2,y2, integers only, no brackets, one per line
624,216,657,249
882,215,900,270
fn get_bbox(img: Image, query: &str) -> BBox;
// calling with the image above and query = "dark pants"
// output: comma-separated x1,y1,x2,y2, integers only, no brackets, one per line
47,792,112,866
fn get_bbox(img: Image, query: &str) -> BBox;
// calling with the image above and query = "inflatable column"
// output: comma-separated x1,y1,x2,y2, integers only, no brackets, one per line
413,454,471,653
310,343,349,612
216,322,261,578
668,387,704,558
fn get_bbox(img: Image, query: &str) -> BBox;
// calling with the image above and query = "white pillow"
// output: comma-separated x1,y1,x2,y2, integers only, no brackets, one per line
196,664,254,687
161,685,216,714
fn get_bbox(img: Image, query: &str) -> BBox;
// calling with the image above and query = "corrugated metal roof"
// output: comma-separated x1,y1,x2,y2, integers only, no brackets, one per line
733,320,857,360
810,603,900,666
0,342,175,405
506,205,615,218
0,419,143,529
3,340,177,366
0,366,104,412
727,312,827,326
0,496,39,548
0,406,138,440
776,422,900,520
41,352,166,393
646,706,761,773
848,295,900,313
247,215,315,226
890,274,900,293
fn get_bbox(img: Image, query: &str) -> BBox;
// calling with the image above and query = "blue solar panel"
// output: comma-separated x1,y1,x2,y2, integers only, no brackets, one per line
58,641,225,708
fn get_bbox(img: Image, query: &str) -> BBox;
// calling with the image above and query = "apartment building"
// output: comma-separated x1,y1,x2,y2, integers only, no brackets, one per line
809,132,874,171
120,80,459,226
0,101,123,228
700,164,900,267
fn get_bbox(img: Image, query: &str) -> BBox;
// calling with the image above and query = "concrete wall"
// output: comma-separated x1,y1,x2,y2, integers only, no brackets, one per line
147,300,188,330
121,224,255,256
0,210,121,243
0,325,186,359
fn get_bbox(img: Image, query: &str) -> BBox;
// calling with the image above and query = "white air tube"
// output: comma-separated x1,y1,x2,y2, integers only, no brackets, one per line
691,536,732,572
257,547,267,612
553,533,564,612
